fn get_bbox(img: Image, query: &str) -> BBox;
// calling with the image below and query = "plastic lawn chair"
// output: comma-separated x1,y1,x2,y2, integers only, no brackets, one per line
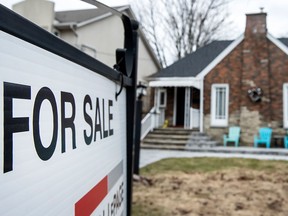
254,127,272,148
223,127,241,147
284,136,288,149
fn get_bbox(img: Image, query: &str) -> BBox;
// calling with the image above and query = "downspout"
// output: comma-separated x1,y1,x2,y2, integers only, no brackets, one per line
200,78,204,133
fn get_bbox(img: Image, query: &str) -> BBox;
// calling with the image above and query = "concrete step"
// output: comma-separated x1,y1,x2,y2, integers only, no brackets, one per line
141,127,220,151
152,128,193,135
142,139,187,145
146,133,191,140
187,141,218,148
189,131,208,136
189,136,212,141
142,128,193,148
141,144,187,151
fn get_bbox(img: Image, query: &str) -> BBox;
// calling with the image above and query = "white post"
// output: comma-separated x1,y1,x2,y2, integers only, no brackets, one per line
173,87,177,126
184,87,191,129
199,79,204,133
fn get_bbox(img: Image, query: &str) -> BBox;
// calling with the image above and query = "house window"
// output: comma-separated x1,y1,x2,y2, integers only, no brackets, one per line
283,84,288,128
158,89,167,108
211,84,229,127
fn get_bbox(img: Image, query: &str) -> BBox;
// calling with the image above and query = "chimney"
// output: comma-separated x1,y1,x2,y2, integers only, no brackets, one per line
245,13,267,37
240,11,270,140
12,0,55,33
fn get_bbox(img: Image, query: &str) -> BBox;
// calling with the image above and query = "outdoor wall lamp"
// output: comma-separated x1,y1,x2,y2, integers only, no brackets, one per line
136,82,147,100
248,87,262,102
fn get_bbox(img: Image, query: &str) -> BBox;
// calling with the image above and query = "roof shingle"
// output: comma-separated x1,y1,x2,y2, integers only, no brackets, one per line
55,6,124,24
150,40,233,78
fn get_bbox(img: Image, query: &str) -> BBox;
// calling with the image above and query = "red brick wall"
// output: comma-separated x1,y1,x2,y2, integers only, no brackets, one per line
204,38,288,145
204,42,243,117
269,42,288,126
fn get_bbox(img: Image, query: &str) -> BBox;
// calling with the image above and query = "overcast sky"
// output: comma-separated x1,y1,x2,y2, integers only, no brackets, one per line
1,0,288,38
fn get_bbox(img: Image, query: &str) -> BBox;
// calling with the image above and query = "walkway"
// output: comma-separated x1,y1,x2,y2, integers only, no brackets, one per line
140,147,288,168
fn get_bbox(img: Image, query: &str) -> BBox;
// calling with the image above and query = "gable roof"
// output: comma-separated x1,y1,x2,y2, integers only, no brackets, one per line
54,6,161,70
150,40,233,79
149,36,288,81
279,38,288,47
272,36,288,55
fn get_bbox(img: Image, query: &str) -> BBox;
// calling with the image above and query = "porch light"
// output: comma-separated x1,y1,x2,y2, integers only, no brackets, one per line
136,81,147,100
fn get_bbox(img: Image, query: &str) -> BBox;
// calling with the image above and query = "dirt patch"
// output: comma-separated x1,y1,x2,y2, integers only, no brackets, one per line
133,169,288,215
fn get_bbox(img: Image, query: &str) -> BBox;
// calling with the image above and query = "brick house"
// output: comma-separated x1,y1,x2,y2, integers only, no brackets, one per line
147,12,288,145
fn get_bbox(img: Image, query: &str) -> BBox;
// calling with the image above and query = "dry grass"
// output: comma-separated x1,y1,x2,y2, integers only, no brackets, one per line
132,158,288,216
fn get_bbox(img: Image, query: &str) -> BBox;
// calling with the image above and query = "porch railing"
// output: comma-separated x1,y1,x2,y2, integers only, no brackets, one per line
141,107,157,140
190,108,200,129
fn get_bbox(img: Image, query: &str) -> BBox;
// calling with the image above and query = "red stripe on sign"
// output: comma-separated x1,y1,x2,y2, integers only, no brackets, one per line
75,176,108,216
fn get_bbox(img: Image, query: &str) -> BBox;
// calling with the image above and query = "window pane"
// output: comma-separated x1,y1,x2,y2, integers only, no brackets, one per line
215,87,226,120
160,92,165,105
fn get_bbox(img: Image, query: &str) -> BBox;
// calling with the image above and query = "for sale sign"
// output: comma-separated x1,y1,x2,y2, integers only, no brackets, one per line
0,25,127,216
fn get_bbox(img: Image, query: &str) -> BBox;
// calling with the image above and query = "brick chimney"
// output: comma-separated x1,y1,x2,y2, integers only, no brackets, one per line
240,12,270,143
245,13,267,37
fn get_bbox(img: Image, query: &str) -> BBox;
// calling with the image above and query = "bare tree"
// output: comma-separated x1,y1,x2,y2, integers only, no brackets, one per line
131,0,229,66
132,0,168,67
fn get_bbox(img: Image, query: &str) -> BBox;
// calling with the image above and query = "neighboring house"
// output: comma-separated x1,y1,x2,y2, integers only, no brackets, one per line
148,12,288,145
12,0,161,113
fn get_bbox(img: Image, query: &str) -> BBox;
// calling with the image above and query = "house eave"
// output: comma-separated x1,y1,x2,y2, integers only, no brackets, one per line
196,34,244,79
267,33,288,55
54,22,77,30
149,77,202,89
77,6,130,28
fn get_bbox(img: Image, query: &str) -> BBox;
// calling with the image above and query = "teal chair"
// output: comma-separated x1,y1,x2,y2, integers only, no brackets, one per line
284,136,288,149
254,127,272,148
223,127,241,147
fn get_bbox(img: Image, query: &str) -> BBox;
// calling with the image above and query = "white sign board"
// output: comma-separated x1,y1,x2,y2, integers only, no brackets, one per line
0,31,127,216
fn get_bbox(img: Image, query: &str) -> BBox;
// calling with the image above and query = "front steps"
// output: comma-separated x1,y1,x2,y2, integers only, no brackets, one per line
186,131,218,148
141,128,218,150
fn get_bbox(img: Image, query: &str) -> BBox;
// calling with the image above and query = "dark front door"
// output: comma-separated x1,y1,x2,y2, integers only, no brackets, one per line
176,87,185,126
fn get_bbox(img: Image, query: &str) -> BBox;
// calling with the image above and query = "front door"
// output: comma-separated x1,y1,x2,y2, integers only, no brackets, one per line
157,88,167,126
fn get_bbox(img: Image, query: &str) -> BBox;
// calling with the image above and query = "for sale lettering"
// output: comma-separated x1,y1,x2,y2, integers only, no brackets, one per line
3,82,114,173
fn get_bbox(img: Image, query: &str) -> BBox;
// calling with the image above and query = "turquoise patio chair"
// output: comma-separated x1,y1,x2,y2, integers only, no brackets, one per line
284,136,288,149
223,127,241,147
254,127,272,148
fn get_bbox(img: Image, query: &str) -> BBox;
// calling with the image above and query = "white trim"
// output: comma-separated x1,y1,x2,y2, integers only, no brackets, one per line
283,84,288,128
149,77,202,89
197,34,244,79
267,33,288,56
199,79,204,132
184,87,191,129
77,12,112,28
211,84,229,127
77,6,130,28
158,89,167,108
173,87,177,126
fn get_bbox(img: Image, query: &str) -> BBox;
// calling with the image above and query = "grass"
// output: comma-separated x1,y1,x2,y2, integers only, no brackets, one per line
140,157,288,175
132,203,167,216
132,157,288,215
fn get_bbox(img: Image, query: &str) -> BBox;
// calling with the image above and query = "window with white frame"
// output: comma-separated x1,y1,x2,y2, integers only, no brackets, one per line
211,84,229,127
158,89,167,108
283,84,288,128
